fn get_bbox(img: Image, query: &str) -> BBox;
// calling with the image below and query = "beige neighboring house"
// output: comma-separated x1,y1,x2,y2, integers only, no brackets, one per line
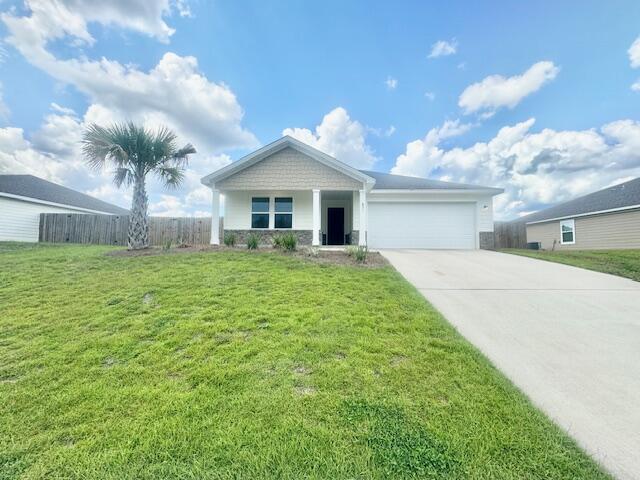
523,177,640,250
201,136,503,249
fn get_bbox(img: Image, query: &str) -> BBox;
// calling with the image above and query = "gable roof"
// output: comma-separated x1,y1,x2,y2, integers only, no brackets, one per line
0,175,129,215
201,136,375,187
521,177,640,224
360,170,503,193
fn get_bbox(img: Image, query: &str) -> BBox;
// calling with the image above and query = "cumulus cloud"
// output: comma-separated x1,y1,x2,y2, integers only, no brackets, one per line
428,39,457,58
458,61,559,116
629,36,640,68
0,0,255,216
385,76,398,90
283,107,378,169
392,118,640,219
0,82,8,121
1,0,180,46
392,119,473,178
628,36,640,90
2,3,256,154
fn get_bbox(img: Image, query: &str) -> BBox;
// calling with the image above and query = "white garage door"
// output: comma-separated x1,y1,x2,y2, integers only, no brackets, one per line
368,202,476,249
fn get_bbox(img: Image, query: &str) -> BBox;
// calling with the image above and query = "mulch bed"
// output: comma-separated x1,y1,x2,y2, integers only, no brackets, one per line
105,245,388,267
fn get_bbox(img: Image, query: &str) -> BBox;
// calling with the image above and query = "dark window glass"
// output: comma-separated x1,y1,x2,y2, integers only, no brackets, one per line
251,213,269,229
562,231,574,243
275,214,292,229
251,197,269,213
275,197,293,213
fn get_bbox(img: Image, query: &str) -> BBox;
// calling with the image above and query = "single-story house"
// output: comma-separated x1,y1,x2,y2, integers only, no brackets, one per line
201,136,503,249
523,177,640,250
0,174,128,242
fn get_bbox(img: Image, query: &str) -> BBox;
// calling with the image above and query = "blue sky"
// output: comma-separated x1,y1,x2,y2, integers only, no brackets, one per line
1,0,640,219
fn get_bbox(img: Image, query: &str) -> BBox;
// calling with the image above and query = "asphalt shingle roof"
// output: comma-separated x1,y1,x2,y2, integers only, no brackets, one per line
520,177,640,223
0,175,129,215
359,170,500,191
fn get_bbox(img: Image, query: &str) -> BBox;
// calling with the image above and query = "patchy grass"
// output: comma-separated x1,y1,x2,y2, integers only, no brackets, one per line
502,248,640,282
0,243,609,479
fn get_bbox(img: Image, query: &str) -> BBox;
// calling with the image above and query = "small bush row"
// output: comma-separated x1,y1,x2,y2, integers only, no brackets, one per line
272,232,297,251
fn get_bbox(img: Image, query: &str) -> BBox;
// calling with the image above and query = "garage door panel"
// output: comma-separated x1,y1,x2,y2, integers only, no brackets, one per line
368,202,476,249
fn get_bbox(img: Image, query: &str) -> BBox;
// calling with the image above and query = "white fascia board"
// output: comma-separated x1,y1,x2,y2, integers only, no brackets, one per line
525,204,640,225
0,192,122,215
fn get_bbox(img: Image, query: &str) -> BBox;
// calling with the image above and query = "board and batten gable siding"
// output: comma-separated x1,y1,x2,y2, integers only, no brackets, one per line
224,191,313,230
0,196,94,242
216,147,362,191
526,209,640,250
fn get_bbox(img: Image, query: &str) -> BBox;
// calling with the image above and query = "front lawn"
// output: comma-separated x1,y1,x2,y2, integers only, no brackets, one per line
0,243,608,479
502,248,640,282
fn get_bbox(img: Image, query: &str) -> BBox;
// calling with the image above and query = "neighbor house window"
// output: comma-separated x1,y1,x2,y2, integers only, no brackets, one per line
560,219,575,244
274,197,293,229
251,197,270,229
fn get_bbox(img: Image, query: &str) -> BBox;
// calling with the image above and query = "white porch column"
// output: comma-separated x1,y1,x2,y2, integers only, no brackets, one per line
359,188,367,246
210,188,221,245
312,189,321,246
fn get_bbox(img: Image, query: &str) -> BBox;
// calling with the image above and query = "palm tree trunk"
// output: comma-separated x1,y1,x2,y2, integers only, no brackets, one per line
128,175,149,250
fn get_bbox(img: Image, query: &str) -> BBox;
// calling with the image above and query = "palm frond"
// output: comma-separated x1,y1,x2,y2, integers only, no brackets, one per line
156,165,185,189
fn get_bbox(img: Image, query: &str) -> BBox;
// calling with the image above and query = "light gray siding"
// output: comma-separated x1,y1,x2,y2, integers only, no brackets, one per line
216,147,362,191
526,209,640,250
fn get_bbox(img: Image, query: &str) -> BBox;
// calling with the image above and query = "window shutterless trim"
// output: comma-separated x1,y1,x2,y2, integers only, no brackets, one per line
559,218,575,245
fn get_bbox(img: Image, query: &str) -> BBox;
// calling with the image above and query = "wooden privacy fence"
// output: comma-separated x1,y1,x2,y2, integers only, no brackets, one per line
493,221,527,249
39,213,220,246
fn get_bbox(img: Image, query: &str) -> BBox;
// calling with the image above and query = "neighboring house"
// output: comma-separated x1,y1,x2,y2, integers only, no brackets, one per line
201,136,503,249
0,174,128,242
523,177,640,250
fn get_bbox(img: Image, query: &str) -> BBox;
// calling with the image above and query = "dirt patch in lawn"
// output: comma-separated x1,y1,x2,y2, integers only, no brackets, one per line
105,245,388,267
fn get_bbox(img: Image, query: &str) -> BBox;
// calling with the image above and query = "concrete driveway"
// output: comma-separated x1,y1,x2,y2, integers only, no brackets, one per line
381,249,640,480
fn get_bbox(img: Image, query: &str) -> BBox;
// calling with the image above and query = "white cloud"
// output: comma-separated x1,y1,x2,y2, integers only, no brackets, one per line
385,76,398,90
0,82,8,121
428,39,457,58
628,36,640,68
2,4,256,155
1,0,180,46
424,91,436,101
283,107,378,170
392,118,640,219
392,119,473,178
458,61,559,116
628,36,640,91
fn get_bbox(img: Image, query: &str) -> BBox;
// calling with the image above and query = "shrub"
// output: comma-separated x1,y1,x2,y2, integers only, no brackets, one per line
162,239,172,251
346,245,368,263
273,232,297,251
223,232,237,247
246,233,260,250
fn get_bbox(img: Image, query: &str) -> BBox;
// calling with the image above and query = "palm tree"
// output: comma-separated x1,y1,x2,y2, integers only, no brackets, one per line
82,122,196,250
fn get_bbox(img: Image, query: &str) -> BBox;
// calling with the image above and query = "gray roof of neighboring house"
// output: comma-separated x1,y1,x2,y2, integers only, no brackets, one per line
520,177,640,224
0,174,129,215
359,170,502,192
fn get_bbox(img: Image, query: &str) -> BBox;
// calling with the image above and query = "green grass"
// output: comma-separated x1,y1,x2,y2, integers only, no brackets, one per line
502,248,640,282
0,243,609,479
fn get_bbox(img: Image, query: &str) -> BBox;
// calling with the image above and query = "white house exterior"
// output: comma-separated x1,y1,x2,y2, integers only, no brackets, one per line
201,136,503,249
0,175,128,242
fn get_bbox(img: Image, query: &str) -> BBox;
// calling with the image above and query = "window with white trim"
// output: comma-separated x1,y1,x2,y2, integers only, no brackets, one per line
251,197,269,229
274,197,293,229
560,219,575,244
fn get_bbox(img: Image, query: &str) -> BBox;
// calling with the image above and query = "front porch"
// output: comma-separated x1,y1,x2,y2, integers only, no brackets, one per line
210,188,367,247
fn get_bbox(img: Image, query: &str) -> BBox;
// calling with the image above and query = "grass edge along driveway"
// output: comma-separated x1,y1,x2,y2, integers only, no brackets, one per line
0,243,611,479
502,248,640,283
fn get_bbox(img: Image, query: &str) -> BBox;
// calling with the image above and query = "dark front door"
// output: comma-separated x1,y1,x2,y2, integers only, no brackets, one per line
327,208,345,245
